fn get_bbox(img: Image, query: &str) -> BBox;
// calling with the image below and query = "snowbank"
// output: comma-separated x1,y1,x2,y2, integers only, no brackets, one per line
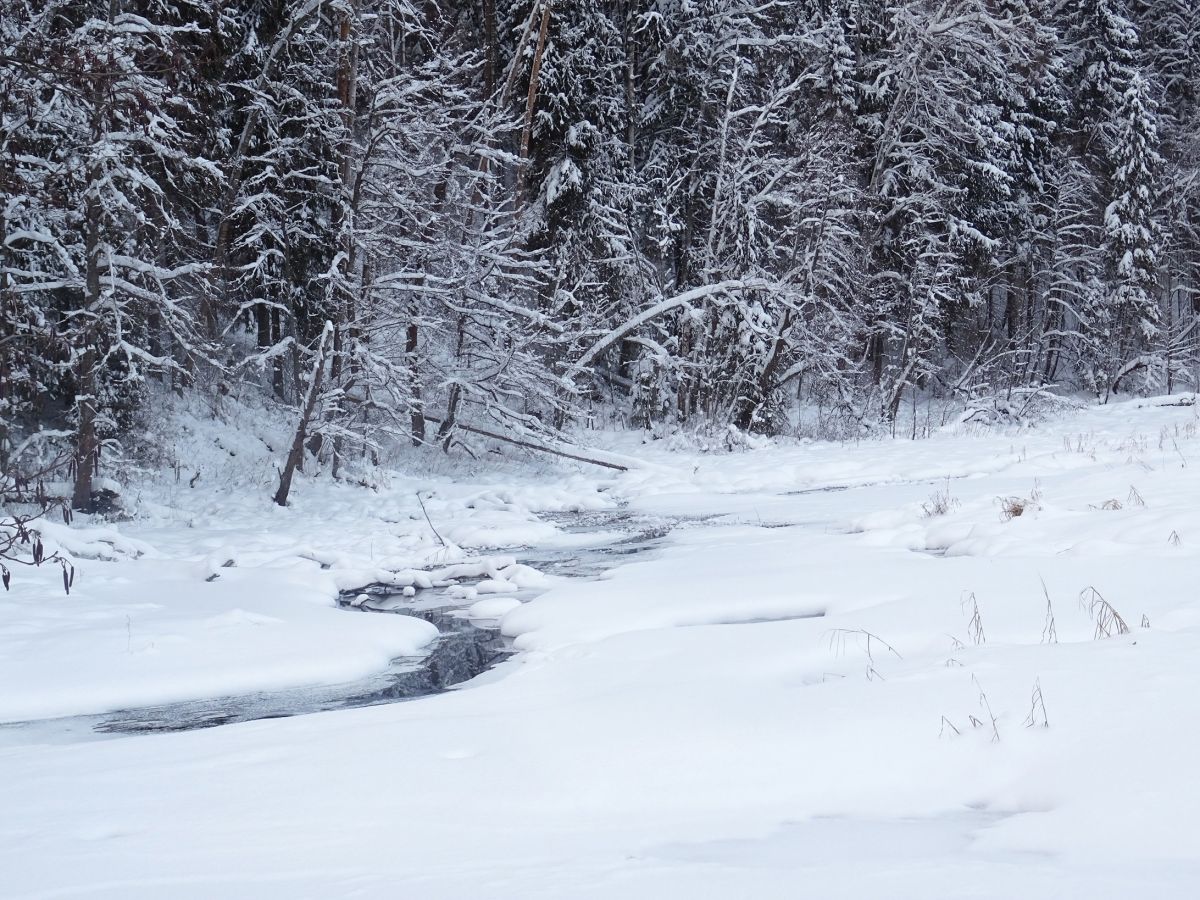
4,395,1200,897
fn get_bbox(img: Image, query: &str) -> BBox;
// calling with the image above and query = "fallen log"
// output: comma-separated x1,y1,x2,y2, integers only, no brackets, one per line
420,415,629,472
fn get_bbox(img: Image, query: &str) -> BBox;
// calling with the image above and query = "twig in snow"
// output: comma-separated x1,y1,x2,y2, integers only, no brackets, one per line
1024,678,1049,729
1079,587,1130,639
416,491,446,547
962,591,986,645
827,627,903,664
1039,577,1058,644
972,674,1001,743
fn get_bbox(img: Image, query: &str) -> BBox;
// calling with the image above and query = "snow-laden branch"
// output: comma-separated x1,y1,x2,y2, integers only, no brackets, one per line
569,279,772,375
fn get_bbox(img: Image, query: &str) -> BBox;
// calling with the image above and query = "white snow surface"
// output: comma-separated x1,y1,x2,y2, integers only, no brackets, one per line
4,395,1200,897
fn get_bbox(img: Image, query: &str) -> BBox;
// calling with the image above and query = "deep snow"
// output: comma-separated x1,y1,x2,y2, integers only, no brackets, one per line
3,395,1200,897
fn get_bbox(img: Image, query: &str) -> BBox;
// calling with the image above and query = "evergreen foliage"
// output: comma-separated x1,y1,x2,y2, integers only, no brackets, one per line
3,0,1200,503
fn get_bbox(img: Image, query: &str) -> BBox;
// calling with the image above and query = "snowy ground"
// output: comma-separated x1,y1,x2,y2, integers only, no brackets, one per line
3,395,1200,897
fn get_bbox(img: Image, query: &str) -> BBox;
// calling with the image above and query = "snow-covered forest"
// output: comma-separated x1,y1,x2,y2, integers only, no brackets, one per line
7,3,1200,897
5,0,1200,506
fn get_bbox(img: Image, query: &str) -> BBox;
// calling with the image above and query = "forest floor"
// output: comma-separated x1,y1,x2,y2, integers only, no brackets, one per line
2,394,1199,897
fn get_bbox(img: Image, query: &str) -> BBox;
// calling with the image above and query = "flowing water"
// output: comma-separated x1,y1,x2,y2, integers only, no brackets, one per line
0,510,678,745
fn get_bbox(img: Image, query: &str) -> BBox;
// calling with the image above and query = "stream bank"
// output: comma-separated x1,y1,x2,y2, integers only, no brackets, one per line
0,511,679,745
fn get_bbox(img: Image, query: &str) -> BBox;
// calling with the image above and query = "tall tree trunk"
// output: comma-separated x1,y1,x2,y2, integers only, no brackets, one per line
482,0,497,95
255,303,272,356
274,322,333,507
271,307,285,399
73,164,103,512
437,317,466,450
0,209,10,472
329,0,360,480
623,2,637,155
517,2,552,205
71,348,98,512
407,315,424,446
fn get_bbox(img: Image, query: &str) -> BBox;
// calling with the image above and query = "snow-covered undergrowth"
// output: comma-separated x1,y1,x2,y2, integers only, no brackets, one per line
0,391,614,722
3,395,1200,897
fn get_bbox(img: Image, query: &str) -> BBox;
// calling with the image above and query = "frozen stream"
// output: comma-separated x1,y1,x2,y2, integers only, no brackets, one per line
0,510,677,745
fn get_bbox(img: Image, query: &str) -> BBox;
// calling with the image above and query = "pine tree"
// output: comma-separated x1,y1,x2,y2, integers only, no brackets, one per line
2,0,215,508
1060,0,1165,394
1102,71,1163,391
1130,0,1200,391
515,0,649,413
857,0,1041,419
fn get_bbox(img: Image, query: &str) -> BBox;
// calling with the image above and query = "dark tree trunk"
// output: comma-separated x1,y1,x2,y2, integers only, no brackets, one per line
407,319,425,445
71,347,99,512
271,307,285,399
482,0,497,94
274,322,333,507
438,384,461,451
73,169,103,512
517,2,552,204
